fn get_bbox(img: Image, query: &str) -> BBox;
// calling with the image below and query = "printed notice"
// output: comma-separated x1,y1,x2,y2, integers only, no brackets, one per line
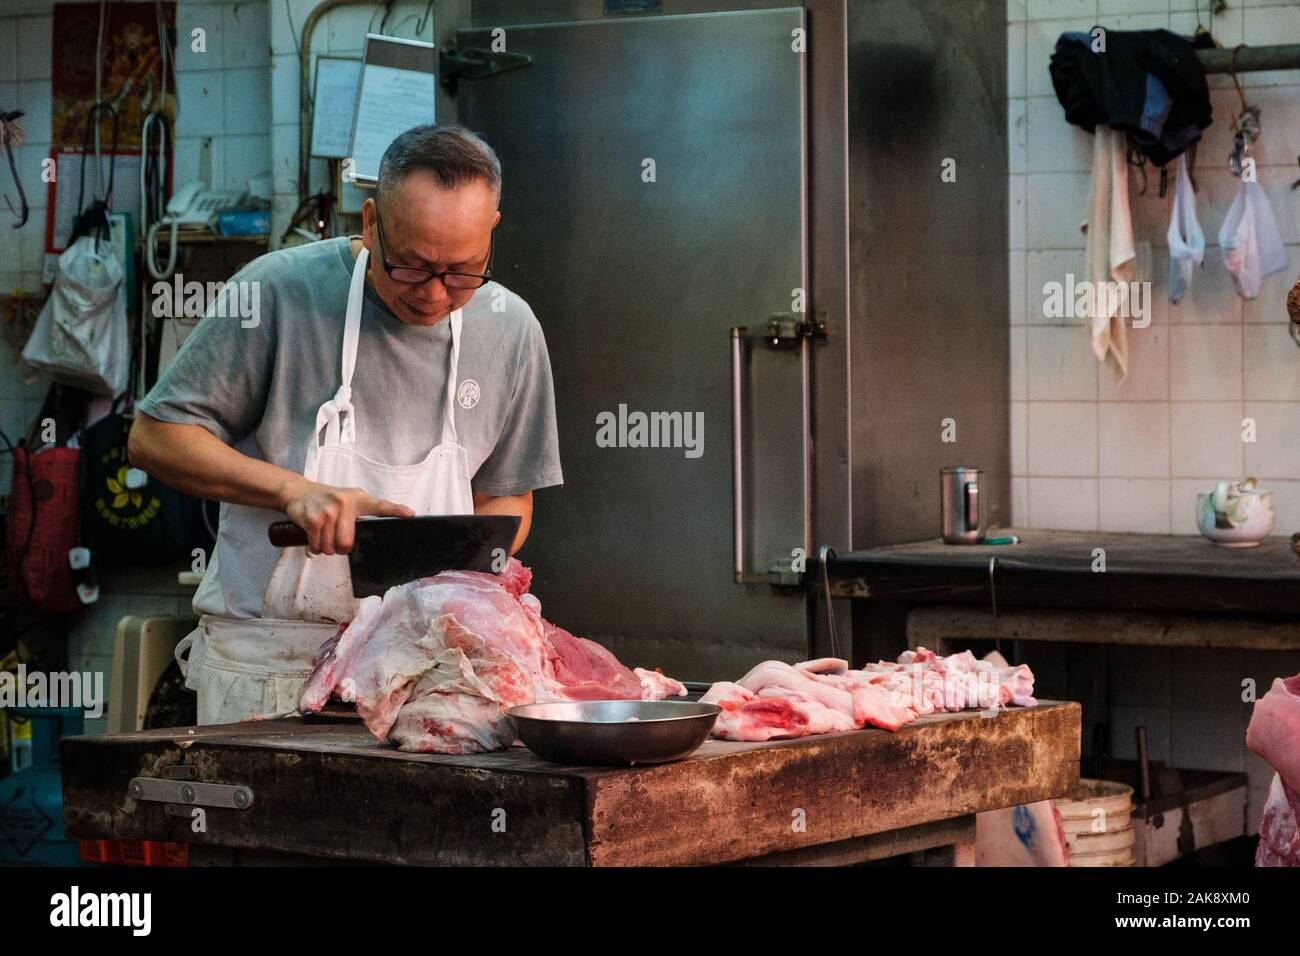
349,65,436,182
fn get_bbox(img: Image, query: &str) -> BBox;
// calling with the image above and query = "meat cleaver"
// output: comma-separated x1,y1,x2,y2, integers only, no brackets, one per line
267,514,520,596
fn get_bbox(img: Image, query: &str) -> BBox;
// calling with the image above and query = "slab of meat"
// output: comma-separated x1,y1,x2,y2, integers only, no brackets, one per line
701,647,1036,742
1246,673,1300,866
299,558,685,753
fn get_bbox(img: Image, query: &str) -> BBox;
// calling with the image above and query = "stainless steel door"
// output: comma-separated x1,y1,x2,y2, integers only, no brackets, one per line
459,8,808,680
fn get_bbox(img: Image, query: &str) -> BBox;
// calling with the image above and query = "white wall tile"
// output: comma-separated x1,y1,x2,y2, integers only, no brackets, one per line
1010,325,1027,400
1101,0,1163,13
1100,323,1169,401
0,19,15,83
1100,478,1171,533
1008,23,1027,99
1267,478,1300,531
1010,248,1027,324
223,1,271,69
0,229,20,276
1009,175,1028,252
176,2,224,73
221,133,271,192
1026,95,1092,173
1170,324,1243,400
15,79,50,143
1008,0,1029,24
1027,325,1098,399
1099,403,1169,477
1170,401,1245,478
1008,98,1028,175
1025,172,1090,249
1168,258,1243,326
270,52,301,125
1027,476,1099,529
326,5,379,55
1012,476,1029,526
175,70,226,138
1243,402,1300,479
1107,12,1170,32
1244,325,1300,401
1011,399,1028,474
1262,174,1300,245
222,67,271,136
1027,401,1097,475
1028,0,1096,19
1026,249,1086,323
15,14,50,80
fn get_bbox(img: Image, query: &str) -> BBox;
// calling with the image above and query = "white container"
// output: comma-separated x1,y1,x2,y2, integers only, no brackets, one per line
1054,779,1136,867
1196,480,1275,548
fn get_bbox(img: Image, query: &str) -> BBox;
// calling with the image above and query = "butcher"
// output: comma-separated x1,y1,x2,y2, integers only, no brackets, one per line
128,125,563,725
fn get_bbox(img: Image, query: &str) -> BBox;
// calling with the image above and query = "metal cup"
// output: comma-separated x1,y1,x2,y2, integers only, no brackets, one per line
941,466,986,544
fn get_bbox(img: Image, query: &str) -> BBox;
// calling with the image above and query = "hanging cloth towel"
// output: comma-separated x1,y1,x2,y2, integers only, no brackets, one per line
1167,153,1204,304
1219,178,1288,300
1082,124,1134,378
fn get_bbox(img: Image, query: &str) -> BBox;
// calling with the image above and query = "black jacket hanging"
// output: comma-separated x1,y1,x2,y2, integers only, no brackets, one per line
1050,28,1212,166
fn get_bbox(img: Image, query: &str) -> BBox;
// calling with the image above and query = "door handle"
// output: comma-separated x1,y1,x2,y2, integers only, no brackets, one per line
731,321,819,587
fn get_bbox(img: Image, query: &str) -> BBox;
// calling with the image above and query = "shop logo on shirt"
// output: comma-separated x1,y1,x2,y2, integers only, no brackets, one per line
457,379,481,409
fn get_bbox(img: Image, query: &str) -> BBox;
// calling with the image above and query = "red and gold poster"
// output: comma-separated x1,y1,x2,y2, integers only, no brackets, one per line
52,1,177,148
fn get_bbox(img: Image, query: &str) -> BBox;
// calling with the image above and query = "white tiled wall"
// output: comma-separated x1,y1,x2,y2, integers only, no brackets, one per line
1009,0,1300,536
1009,0,1300,846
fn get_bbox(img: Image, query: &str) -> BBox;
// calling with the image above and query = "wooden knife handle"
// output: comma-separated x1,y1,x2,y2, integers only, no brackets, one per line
268,521,309,547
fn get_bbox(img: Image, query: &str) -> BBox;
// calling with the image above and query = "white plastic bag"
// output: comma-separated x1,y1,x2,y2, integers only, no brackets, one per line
1218,179,1289,301
21,235,129,397
1166,153,1204,304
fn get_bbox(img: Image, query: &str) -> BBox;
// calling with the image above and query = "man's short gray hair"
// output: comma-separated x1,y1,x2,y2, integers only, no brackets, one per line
375,124,502,209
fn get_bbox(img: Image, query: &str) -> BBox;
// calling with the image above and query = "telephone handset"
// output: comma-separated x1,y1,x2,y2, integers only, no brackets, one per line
164,180,247,227
147,179,248,279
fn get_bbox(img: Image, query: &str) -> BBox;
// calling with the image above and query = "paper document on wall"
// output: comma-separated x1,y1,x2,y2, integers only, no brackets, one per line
349,66,436,182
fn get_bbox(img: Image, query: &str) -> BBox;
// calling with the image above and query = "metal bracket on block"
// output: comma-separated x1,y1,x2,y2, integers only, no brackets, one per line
128,771,254,811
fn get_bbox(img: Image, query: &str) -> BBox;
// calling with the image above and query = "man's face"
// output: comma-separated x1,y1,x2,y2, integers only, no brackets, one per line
361,171,500,327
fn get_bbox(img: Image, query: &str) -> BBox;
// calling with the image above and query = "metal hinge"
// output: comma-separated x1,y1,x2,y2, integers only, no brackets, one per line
439,45,532,94
128,765,254,811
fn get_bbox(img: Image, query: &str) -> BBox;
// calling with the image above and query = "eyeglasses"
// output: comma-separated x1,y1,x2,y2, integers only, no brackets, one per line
372,206,494,289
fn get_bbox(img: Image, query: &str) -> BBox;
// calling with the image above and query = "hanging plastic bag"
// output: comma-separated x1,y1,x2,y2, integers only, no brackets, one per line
21,234,129,397
1166,153,1204,304
1218,179,1289,300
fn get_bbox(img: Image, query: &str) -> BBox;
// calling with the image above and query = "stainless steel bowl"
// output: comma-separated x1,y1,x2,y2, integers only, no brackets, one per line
506,700,721,766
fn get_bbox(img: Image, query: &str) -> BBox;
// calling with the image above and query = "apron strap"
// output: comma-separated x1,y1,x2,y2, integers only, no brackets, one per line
441,308,463,447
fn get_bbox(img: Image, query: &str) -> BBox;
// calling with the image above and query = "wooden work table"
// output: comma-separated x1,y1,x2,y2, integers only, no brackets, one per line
61,702,1080,867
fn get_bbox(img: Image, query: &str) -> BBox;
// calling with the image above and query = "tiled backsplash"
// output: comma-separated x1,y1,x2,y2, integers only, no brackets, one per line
1008,0,1300,535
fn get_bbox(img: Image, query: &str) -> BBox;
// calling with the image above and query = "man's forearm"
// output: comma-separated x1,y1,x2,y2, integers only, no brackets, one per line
473,490,533,554
128,413,308,512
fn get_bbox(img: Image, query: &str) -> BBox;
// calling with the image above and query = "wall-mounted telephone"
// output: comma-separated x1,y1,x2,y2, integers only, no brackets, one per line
164,180,247,228
146,180,247,279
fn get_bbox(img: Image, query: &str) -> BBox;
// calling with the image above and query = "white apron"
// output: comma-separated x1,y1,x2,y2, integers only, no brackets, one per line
176,243,475,724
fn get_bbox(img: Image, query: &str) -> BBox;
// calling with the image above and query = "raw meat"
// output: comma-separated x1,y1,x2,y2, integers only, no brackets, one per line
299,558,685,753
701,646,1036,742
1246,673,1300,866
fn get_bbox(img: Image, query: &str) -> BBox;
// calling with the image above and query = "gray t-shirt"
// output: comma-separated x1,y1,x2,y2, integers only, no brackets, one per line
139,236,563,618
